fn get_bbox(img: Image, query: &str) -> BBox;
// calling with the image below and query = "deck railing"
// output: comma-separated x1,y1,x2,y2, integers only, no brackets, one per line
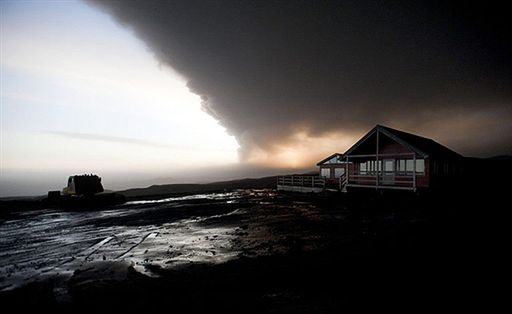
339,172,348,192
347,174,415,189
277,172,415,192
277,175,325,189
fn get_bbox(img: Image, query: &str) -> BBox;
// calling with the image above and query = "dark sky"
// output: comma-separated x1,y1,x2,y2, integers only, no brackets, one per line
88,0,511,163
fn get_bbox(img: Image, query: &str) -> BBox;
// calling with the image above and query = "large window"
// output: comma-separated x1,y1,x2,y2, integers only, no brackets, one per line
395,158,425,175
396,159,406,173
367,160,379,173
359,160,381,174
406,160,414,172
320,168,331,178
416,159,425,173
384,160,394,172
359,162,367,174
359,159,425,175
334,167,345,178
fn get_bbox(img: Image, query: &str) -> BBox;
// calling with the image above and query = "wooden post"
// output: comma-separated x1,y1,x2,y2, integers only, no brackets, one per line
291,176,294,186
376,129,379,189
413,153,416,191
345,156,349,186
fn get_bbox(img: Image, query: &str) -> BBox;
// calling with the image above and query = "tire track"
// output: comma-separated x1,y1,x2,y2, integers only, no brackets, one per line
115,232,159,259
80,236,114,260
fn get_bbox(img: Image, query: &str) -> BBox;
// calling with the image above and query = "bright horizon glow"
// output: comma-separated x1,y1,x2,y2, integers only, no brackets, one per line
245,130,358,169
0,0,239,196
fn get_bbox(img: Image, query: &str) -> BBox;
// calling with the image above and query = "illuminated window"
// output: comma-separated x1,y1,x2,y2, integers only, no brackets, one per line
321,168,331,178
396,159,406,173
334,168,345,178
416,159,425,174
406,160,414,172
367,160,375,173
359,162,367,174
403,159,425,174
384,160,394,172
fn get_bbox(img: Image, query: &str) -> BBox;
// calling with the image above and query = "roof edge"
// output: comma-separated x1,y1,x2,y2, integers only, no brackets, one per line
344,125,428,157
316,152,344,166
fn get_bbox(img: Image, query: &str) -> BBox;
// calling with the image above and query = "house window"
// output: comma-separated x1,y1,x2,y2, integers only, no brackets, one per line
359,162,367,174
406,159,414,173
320,168,331,178
384,160,394,172
359,160,382,174
416,159,425,174
334,168,345,178
367,160,376,174
396,159,406,174
402,158,425,175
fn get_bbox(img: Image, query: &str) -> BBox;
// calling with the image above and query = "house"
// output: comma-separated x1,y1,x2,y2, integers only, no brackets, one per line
316,153,348,181
278,124,464,193
332,125,464,191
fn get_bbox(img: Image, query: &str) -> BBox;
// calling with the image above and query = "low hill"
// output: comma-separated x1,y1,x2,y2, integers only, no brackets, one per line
116,176,279,200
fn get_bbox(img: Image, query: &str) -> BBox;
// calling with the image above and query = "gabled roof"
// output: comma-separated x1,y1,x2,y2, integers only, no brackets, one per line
344,125,463,159
316,153,344,166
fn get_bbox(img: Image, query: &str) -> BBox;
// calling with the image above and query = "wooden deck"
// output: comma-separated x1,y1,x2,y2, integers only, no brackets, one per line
277,170,417,193
276,176,326,193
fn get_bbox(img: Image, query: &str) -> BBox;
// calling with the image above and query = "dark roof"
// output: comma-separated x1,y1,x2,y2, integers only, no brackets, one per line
345,125,463,159
316,153,344,166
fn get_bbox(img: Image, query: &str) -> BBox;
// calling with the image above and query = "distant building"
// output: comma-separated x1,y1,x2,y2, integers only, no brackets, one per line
62,174,104,196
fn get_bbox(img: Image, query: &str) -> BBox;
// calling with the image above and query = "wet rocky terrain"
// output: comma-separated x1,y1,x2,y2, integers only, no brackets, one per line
0,188,505,312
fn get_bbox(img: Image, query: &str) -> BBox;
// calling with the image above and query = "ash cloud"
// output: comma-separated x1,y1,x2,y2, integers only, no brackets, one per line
87,0,512,162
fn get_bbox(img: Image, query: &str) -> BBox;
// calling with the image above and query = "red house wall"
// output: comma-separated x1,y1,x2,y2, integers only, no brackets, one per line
378,141,411,155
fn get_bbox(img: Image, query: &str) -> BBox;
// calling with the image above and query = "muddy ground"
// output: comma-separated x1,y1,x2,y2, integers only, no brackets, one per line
0,189,505,312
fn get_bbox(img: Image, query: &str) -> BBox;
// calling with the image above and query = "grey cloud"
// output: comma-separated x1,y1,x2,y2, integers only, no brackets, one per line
86,0,512,160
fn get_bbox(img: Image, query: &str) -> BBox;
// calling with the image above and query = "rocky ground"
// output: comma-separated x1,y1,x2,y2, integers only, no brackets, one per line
0,188,505,312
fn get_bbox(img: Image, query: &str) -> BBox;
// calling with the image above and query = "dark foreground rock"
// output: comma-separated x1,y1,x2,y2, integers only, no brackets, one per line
0,188,506,312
